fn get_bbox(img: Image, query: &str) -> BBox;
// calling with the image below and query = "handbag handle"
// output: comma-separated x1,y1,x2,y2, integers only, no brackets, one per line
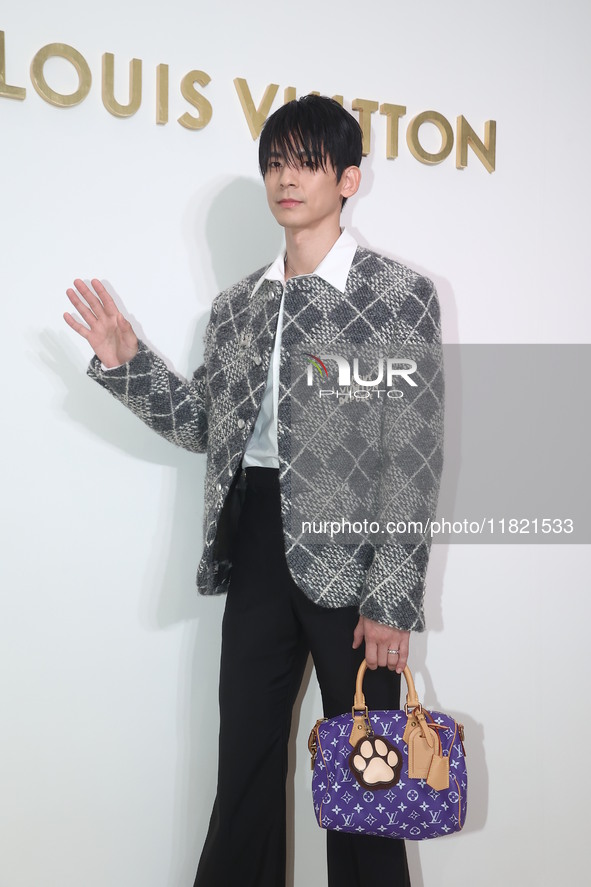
353,659,420,712
348,660,453,790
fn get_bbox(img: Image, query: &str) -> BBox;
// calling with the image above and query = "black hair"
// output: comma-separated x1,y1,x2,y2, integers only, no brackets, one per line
258,95,363,207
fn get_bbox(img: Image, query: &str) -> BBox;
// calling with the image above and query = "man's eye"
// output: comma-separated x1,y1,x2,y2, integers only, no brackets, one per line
301,159,315,169
268,160,282,171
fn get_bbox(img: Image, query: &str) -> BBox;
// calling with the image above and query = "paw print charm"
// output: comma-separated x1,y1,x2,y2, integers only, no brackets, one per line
348,736,403,789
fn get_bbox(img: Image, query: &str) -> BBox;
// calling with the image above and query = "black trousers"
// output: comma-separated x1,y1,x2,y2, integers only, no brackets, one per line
194,468,410,887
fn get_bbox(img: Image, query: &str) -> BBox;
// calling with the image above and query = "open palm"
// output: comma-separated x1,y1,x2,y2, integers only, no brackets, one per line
64,278,138,368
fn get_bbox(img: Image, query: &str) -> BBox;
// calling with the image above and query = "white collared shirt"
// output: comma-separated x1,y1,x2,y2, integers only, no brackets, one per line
242,229,358,469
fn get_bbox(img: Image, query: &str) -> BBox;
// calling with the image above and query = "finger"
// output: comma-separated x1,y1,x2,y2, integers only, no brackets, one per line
386,648,400,672
63,311,90,340
89,278,120,315
396,635,410,674
352,618,364,649
365,641,378,670
66,288,99,327
377,644,389,668
71,278,110,317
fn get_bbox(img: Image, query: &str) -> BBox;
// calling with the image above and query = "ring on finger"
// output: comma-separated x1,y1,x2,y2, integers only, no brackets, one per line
387,648,399,655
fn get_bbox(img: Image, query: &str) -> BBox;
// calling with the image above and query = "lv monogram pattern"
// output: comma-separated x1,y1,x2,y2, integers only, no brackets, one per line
88,247,444,630
312,710,467,840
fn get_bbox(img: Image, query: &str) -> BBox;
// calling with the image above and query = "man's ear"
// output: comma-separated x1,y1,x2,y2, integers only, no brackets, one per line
339,165,362,201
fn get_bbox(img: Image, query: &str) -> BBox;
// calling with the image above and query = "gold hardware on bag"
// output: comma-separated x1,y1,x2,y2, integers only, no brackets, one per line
404,701,422,716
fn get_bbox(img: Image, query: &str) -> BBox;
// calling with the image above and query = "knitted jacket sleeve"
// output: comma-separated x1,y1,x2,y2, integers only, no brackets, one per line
86,326,213,454
358,277,444,631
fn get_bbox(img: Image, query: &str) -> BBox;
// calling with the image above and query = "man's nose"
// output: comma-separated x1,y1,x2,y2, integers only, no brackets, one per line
279,163,298,187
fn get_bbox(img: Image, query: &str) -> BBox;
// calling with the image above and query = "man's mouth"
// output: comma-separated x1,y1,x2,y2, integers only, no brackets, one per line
278,199,302,207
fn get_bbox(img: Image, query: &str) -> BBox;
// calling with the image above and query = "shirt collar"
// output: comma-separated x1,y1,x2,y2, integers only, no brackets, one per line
259,228,358,294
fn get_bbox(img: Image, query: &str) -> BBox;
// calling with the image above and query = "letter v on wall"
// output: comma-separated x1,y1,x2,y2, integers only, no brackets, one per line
233,77,279,138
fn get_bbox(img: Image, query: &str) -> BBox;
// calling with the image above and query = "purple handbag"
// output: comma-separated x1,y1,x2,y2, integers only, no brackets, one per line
308,661,467,840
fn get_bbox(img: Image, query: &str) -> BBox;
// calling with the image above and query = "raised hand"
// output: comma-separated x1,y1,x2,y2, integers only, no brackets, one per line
64,278,138,368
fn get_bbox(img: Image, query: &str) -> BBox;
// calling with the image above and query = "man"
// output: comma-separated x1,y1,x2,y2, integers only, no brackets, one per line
64,95,444,887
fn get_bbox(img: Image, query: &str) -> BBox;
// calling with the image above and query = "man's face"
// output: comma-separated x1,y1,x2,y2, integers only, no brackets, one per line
263,149,346,233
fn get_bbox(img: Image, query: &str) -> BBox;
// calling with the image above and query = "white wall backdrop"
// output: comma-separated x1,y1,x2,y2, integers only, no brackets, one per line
1,2,590,886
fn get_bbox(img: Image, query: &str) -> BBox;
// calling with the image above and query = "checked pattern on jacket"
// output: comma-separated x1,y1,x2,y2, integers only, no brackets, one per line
88,246,444,630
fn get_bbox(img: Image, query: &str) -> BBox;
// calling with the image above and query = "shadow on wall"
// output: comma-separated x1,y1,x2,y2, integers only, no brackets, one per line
403,342,489,858
163,178,287,886
183,175,284,300
42,175,283,885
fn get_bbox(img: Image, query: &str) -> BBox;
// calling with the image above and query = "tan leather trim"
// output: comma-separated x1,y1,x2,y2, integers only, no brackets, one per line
308,718,327,769
427,753,449,791
403,666,420,709
402,712,419,745
345,661,463,797
349,712,371,747
354,660,420,711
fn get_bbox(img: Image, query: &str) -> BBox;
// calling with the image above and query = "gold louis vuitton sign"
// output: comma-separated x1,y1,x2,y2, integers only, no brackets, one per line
0,31,212,131
1,31,496,172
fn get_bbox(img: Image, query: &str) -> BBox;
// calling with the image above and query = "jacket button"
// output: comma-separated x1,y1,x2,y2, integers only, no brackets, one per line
253,354,262,366
237,418,245,429
216,482,222,492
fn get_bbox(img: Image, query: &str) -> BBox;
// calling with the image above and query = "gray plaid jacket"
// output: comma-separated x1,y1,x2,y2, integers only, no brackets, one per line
88,246,444,630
